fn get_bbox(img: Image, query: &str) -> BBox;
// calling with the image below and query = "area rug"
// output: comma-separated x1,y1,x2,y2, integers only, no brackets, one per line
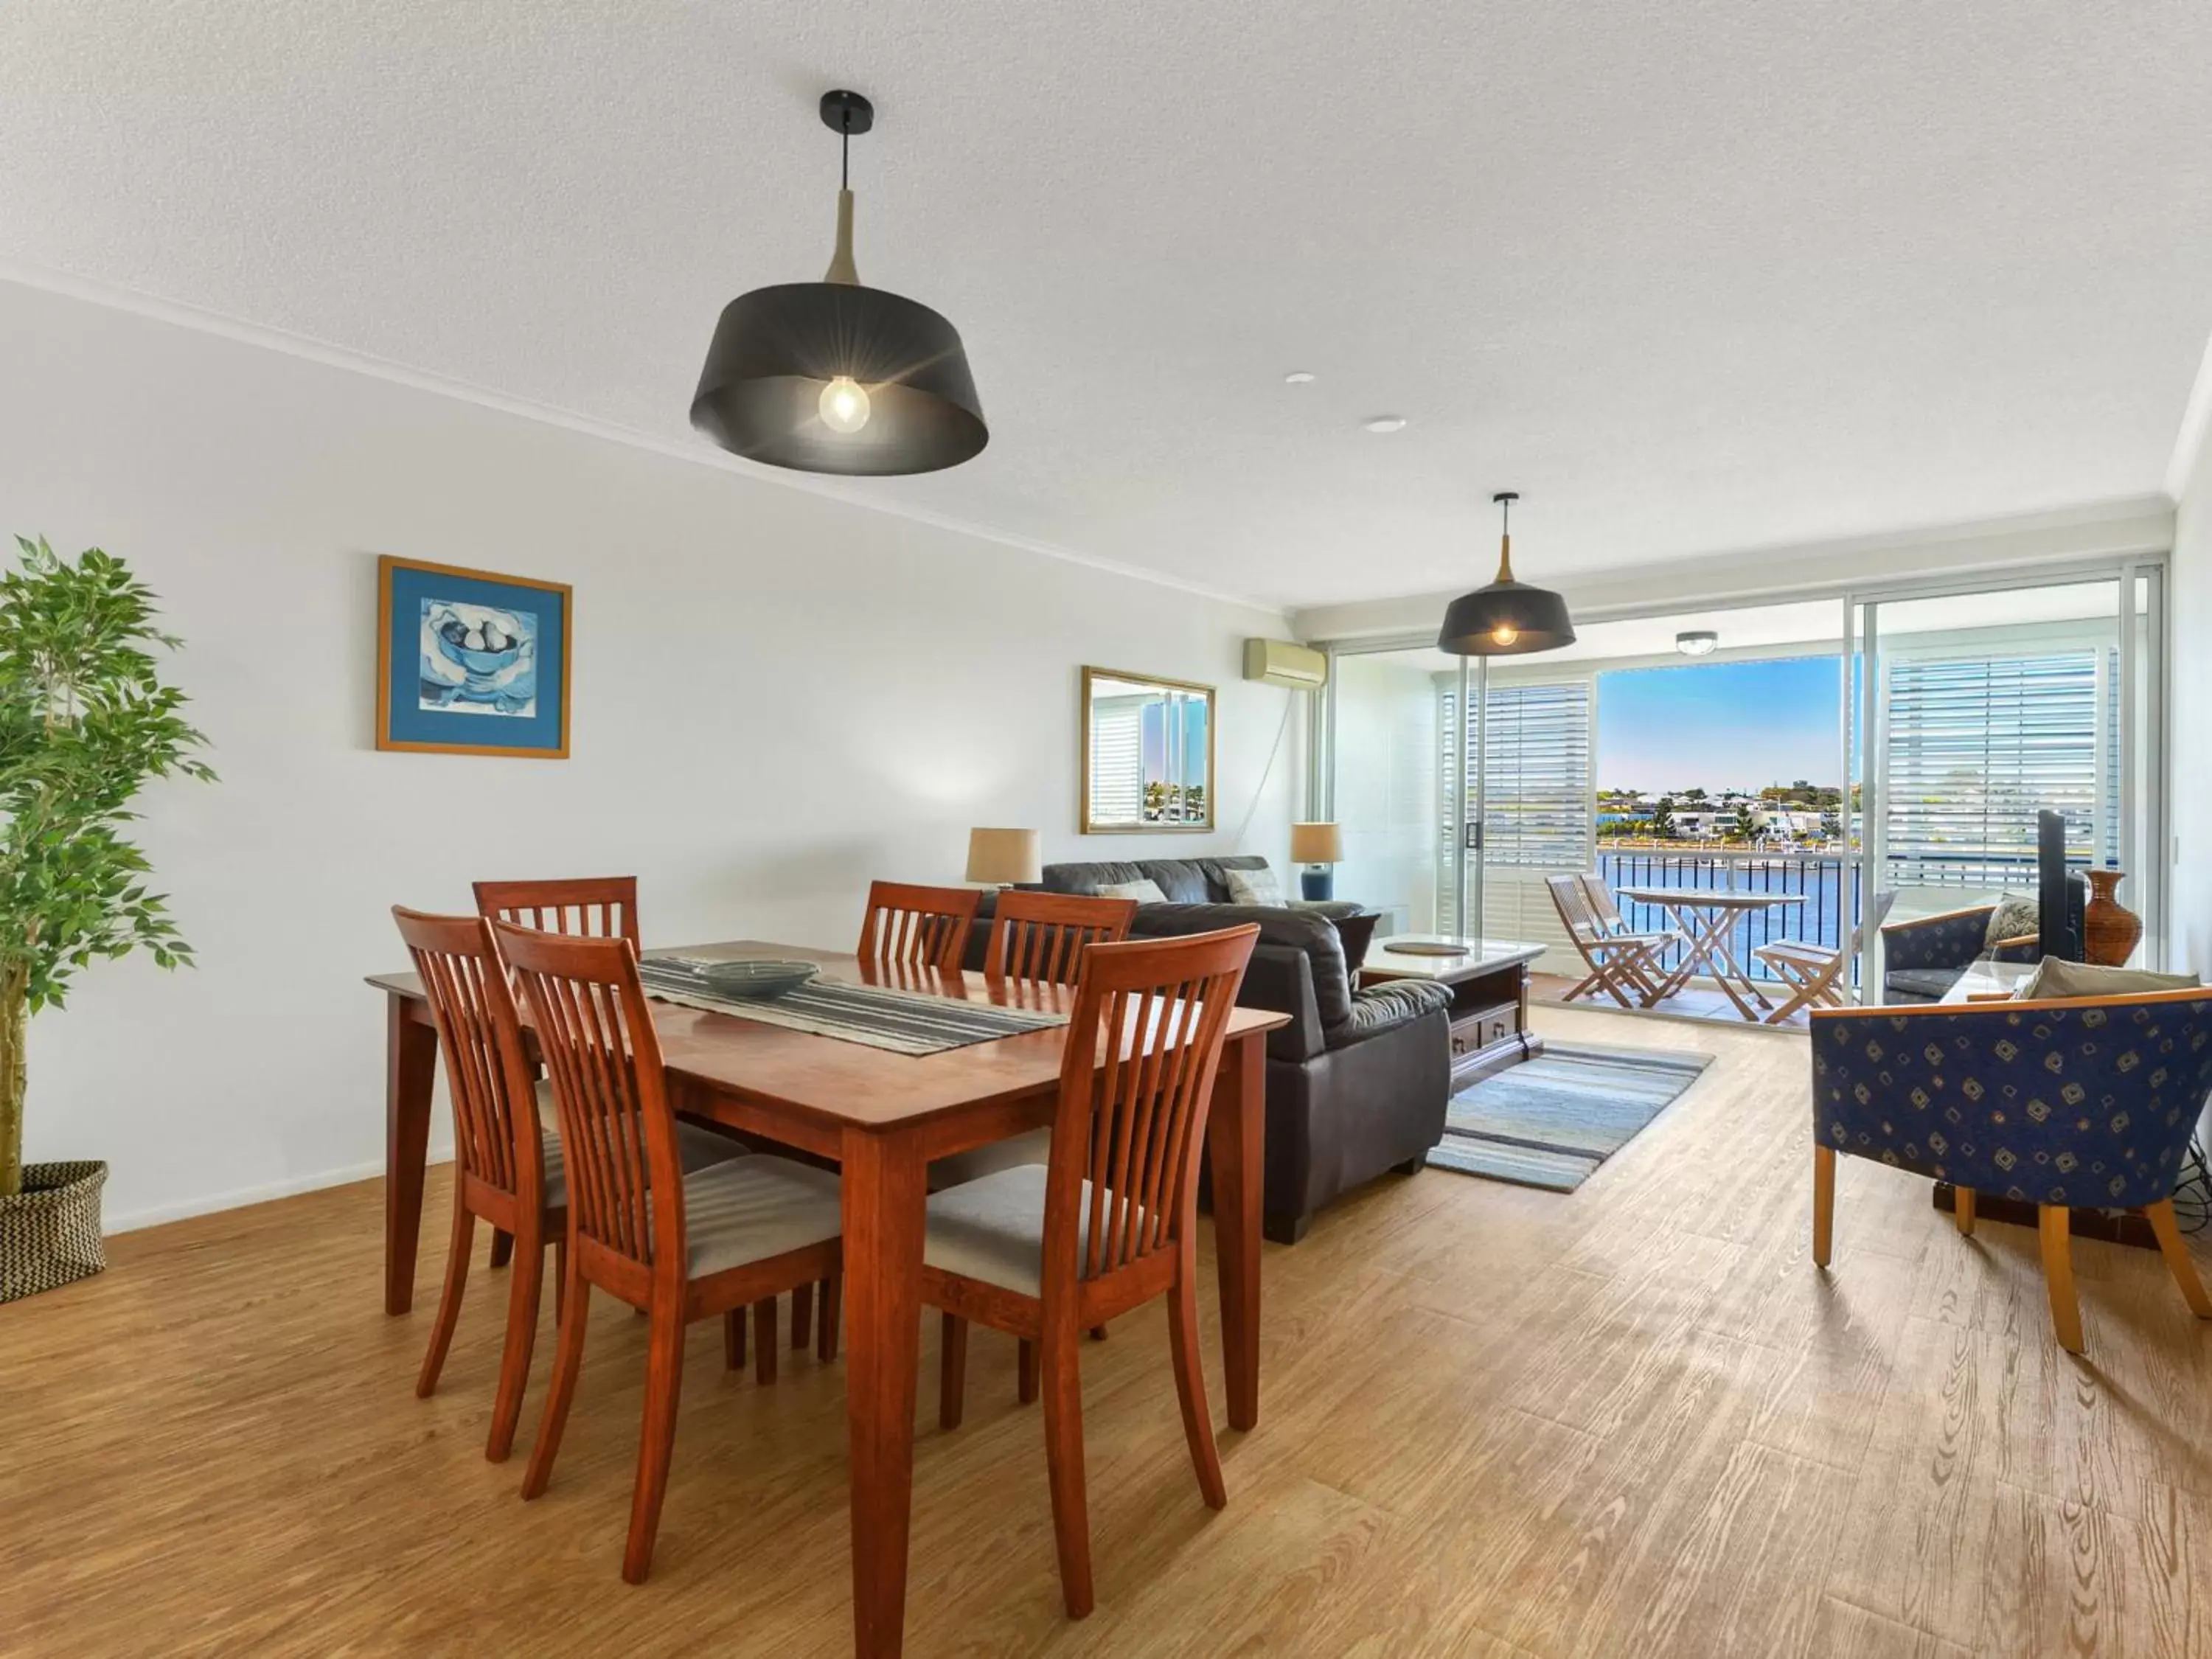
1425,1042,1714,1192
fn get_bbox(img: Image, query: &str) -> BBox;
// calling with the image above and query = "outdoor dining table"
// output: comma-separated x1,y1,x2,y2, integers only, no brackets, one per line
366,940,1285,1658
1612,886,1810,1021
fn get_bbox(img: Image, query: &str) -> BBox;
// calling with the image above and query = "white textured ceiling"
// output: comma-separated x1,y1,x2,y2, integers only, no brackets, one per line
5,1,2211,608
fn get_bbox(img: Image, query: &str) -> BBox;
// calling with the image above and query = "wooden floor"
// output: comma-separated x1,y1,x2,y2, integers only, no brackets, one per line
7,1006,2212,1657
1531,970,1815,1031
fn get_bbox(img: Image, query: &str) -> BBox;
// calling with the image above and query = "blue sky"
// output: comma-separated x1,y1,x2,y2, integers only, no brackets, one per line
1596,657,1843,794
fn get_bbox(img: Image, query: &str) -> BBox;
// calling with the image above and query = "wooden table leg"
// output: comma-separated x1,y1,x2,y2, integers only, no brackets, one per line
1206,1030,1265,1432
841,1129,928,1658
384,992,439,1315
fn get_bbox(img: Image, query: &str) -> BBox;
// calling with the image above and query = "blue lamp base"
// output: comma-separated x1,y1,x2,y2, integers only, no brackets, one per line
1300,866,1335,902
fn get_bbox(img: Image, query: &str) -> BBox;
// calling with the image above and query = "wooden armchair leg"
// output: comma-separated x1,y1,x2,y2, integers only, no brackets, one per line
753,1297,778,1385
1017,1338,1039,1405
2144,1199,2212,1318
1955,1186,1976,1236
2039,1206,2085,1355
939,1312,968,1430
1812,1145,1834,1268
792,1281,814,1352
723,1306,745,1370
817,1272,841,1361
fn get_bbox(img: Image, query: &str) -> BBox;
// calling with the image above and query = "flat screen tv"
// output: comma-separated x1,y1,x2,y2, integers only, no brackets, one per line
2037,809,2081,963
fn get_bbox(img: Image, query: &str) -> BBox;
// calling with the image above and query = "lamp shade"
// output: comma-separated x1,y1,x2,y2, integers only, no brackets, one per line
1290,822,1343,864
691,282,988,476
965,826,1042,886
1436,579,1577,655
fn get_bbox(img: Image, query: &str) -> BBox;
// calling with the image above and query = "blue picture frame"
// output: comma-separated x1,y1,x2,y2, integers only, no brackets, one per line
376,555,571,757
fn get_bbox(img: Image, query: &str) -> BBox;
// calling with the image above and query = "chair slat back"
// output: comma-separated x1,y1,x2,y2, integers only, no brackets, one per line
1043,926,1259,1290
1579,873,1628,934
990,891,1139,985
393,908,541,1203
1547,874,1604,944
490,921,681,1273
475,877,641,948
858,881,981,973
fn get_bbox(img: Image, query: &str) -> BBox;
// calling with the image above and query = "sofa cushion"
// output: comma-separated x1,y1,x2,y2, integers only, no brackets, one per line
1985,893,2040,948
1129,902,1356,1034
1225,865,1287,906
2016,958,2199,1001
1097,878,1169,903
1885,967,1962,1003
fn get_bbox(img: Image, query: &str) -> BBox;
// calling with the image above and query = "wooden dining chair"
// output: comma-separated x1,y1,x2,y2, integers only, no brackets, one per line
1546,874,1670,1009
391,907,565,1464
495,921,847,1584
925,924,1261,1618
858,880,981,973
474,875,640,947
989,891,1140,984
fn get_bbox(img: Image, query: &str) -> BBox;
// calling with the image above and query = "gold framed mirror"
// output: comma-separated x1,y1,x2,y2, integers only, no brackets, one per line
1080,667,1216,833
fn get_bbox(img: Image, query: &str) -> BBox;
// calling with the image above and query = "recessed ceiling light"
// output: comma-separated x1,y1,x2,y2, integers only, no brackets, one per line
1362,415,1408,433
1284,371,1315,384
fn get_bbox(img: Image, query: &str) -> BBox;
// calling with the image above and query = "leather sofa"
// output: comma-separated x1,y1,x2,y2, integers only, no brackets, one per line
967,857,1453,1242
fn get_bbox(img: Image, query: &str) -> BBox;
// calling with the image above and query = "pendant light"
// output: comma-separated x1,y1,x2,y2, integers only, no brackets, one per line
690,90,987,476
1436,491,1576,655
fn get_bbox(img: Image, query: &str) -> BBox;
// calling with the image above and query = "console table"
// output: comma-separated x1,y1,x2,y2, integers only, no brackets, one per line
1360,935,1547,1088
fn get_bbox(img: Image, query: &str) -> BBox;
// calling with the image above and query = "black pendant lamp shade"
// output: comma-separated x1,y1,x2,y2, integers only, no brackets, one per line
1436,492,1576,655
690,91,987,476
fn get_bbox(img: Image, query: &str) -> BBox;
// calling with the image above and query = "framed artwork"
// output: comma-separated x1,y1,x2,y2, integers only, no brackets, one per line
375,556,571,757
1080,666,1216,832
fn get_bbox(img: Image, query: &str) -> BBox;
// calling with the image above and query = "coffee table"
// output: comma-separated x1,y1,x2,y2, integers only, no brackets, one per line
1360,935,1547,1088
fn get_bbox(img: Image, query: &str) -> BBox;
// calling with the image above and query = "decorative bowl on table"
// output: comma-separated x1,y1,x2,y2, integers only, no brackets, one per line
698,959,819,1001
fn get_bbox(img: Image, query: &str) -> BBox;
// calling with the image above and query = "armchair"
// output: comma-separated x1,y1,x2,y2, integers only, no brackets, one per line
1877,875,2086,1003
1809,987,2212,1354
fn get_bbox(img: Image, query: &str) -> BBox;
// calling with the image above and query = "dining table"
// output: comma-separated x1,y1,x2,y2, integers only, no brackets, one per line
1612,886,1810,1020
367,939,1287,1658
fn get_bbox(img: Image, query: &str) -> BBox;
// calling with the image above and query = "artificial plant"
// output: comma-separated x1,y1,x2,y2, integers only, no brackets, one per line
0,537,212,1198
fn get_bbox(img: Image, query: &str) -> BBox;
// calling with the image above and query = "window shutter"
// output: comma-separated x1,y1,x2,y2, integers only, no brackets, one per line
1088,700,1144,826
1479,681,1593,869
1882,650,2112,885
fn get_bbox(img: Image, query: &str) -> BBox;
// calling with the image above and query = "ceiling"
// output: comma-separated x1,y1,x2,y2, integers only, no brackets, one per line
6,1,2211,610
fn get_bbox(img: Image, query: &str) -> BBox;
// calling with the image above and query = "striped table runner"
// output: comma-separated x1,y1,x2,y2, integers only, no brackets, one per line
638,958,1068,1056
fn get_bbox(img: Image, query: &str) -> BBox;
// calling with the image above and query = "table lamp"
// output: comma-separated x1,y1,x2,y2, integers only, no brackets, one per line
965,826,1042,888
1290,821,1343,901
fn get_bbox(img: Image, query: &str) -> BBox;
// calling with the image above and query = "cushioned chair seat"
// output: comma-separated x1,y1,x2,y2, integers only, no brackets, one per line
928,1127,1051,1192
924,1164,1141,1298
668,1156,844,1279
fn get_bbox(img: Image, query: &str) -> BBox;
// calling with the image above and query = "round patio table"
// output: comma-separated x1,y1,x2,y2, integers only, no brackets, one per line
1613,886,1810,1021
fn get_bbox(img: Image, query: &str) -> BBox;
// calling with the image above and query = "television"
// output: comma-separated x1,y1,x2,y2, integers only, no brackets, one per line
2037,809,2081,963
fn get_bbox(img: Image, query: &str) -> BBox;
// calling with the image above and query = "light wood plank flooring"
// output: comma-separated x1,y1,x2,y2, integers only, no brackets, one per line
4,1006,2210,1657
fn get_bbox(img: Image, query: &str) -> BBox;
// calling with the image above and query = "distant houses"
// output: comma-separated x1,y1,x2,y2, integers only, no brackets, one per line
1596,782,1843,847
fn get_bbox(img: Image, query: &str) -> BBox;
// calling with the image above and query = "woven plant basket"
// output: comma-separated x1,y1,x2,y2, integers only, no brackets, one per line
0,1161,108,1302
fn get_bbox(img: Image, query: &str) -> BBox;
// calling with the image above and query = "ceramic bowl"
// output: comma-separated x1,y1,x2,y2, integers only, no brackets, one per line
698,959,819,1001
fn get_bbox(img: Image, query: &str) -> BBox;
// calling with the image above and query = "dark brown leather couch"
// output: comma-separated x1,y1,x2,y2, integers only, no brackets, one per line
967,857,1452,1242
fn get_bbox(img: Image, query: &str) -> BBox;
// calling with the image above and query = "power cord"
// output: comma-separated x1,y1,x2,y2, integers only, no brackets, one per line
2171,1138,2211,1235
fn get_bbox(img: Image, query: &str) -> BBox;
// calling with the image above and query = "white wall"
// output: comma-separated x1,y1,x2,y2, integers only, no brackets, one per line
1329,652,1439,933
2170,403,2212,977
0,281,1299,1229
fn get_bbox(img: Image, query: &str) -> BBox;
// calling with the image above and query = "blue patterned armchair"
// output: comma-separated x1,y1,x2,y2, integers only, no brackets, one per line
1810,987,2212,1354
1878,877,2086,1003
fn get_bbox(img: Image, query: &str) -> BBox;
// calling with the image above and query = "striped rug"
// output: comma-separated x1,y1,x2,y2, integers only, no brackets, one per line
638,959,1068,1056
1425,1042,1713,1192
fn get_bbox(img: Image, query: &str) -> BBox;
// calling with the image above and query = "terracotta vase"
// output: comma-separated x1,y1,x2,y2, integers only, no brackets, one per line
2082,868,2143,967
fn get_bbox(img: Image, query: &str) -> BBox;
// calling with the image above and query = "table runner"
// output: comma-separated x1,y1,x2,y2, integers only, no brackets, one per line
637,957,1068,1055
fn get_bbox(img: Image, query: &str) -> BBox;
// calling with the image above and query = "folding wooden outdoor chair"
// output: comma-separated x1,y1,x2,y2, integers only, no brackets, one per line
1755,889,1895,1023
1546,874,1674,1009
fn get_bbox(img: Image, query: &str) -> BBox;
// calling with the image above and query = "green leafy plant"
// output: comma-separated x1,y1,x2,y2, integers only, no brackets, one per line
0,538,212,1198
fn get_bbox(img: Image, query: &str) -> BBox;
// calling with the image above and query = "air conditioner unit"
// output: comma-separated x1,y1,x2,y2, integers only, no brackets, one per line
1242,639,1328,690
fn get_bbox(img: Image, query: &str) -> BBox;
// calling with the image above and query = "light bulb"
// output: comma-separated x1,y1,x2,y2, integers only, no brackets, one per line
1491,623,1519,647
819,376,871,434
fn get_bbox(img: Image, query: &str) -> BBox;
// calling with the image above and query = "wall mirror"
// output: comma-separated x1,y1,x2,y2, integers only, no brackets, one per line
1081,667,1216,832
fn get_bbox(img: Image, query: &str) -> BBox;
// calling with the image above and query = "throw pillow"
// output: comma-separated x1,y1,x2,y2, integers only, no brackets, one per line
1983,894,2041,949
1224,865,1286,907
2015,958,2200,1001
1096,878,1168,904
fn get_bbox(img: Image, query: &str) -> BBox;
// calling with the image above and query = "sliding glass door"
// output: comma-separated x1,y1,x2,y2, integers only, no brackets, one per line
1848,564,2166,987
